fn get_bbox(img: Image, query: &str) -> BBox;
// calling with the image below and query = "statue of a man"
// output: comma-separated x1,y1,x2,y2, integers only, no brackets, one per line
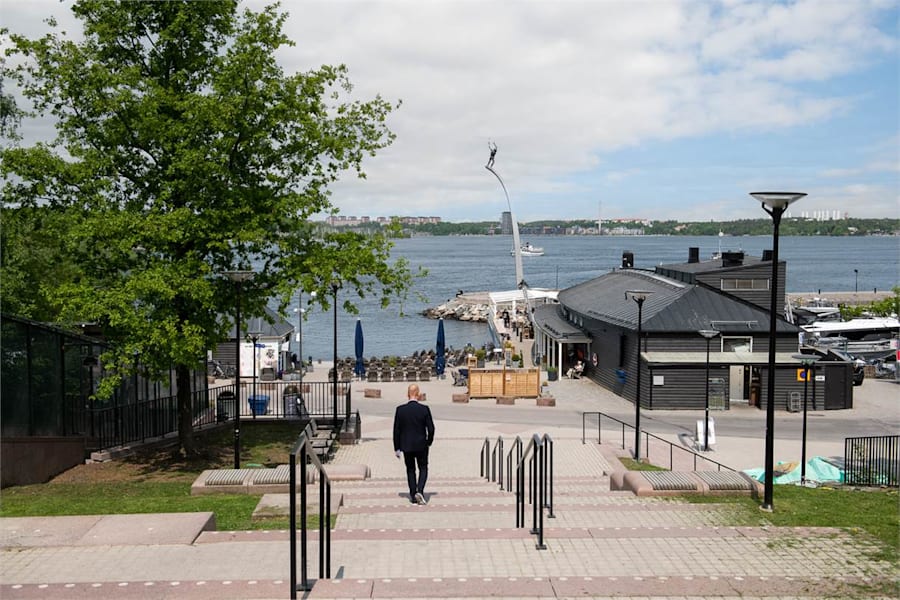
486,141,497,168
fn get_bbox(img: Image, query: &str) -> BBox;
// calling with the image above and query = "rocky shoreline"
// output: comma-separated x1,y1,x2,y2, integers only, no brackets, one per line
422,292,491,322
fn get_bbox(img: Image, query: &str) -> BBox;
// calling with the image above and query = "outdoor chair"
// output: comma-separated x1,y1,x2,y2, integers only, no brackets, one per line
367,370,379,382
418,368,431,381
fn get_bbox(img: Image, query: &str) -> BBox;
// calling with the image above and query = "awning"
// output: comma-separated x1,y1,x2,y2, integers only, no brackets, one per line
642,351,814,366
532,304,592,344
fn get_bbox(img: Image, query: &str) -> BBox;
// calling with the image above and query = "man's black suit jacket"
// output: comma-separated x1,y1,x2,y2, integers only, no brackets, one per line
393,400,435,453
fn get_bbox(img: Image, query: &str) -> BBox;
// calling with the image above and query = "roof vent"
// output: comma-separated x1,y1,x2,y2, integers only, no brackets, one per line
688,247,700,263
622,251,634,269
762,249,773,261
721,251,744,267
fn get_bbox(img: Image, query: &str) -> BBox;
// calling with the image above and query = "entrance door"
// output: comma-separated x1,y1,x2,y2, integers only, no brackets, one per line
729,365,745,402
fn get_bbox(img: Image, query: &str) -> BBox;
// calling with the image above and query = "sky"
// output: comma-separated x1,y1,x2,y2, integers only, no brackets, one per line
2,0,899,223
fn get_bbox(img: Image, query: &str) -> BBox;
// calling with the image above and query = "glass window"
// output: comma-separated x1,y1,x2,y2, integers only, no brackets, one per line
721,337,753,353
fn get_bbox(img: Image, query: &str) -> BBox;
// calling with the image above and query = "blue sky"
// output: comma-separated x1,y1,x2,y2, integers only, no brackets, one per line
3,0,898,222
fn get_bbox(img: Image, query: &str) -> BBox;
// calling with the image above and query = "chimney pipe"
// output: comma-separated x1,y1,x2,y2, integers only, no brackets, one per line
688,247,700,263
622,251,634,269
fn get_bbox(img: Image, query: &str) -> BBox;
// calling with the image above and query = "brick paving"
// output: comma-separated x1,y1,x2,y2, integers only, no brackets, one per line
1,373,897,599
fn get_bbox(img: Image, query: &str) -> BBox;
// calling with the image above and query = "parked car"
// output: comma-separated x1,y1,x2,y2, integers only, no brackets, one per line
852,359,865,386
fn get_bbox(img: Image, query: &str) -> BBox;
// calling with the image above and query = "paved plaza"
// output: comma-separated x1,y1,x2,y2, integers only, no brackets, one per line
1,368,897,599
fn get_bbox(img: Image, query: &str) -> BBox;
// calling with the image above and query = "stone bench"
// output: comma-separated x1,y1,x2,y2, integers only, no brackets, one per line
609,470,761,497
190,463,370,495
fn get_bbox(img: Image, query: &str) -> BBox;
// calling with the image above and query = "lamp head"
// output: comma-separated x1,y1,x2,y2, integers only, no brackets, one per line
698,329,720,339
625,290,653,304
224,270,255,283
750,192,806,211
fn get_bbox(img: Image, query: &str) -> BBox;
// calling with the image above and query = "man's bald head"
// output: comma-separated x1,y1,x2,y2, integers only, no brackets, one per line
408,384,420,400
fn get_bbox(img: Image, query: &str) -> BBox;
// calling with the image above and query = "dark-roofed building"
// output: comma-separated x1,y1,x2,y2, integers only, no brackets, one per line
533,251,855,411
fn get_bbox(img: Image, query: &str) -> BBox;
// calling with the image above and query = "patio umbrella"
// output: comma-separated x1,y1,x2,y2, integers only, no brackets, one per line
354,318,366,377
435,318,446,376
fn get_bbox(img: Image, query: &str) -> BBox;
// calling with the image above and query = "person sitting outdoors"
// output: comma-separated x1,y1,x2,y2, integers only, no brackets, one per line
566,360,584,379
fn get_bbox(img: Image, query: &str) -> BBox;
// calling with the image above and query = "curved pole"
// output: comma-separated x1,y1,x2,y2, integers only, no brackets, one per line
486,165,524,288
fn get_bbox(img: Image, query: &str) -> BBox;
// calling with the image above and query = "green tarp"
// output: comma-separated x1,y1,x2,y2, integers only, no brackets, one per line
744,456,844,485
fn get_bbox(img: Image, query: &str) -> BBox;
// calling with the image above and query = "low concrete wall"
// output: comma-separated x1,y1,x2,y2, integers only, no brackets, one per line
1,437,86,488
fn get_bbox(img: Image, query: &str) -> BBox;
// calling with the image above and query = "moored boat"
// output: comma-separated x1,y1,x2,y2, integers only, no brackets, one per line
512,242,544,256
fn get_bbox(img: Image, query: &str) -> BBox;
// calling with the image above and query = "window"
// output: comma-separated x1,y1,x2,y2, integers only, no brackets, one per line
720,278,769,291
721,337,753,353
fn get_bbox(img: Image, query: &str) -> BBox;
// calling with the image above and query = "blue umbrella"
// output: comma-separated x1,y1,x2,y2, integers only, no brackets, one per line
435,318,446,376
354,318,366,377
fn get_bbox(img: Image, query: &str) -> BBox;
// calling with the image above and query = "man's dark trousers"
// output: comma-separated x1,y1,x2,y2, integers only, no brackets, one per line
403,448,429,499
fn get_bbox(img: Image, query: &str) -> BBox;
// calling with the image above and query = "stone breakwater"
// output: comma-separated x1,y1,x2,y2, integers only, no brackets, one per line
422,292,491,322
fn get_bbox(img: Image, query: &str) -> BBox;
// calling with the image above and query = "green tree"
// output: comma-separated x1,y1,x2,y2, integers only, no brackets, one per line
2,1,413,455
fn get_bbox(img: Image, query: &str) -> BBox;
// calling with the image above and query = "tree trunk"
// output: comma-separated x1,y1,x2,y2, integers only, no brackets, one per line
176,364,197,456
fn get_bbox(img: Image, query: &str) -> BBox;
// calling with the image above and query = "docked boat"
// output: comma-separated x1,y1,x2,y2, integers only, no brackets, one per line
512,242,544,257
800,316,899,360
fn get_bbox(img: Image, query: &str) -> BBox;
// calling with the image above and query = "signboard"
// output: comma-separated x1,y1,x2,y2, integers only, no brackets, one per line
695,418,716,449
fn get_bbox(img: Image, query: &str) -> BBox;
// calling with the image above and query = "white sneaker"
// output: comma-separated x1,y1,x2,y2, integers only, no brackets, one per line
415,492,427,505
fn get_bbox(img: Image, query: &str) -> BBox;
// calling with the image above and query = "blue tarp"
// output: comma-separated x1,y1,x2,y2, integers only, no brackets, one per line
744,456,844,485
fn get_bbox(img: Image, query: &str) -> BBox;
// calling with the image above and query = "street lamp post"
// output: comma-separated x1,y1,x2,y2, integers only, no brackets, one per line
854,269,858,293
625,290,653,461
698,329,720,452
792,353,820,485
752,192,806,511
331,282,340,425
225,270,254,469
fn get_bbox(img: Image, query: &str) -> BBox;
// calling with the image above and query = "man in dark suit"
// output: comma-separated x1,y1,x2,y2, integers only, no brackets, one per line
393,384,435,505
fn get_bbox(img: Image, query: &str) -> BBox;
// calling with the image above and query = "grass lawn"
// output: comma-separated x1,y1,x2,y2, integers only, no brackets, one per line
683,485,899,564
0,421,326,530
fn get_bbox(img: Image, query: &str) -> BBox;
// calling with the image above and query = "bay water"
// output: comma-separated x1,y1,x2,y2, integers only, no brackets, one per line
280,235,899,361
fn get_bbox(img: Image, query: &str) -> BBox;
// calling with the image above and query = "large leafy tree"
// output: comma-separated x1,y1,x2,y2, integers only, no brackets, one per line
1,1,412,455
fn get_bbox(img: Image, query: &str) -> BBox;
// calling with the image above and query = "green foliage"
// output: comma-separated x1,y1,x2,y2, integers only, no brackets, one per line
2,2,413,453
619,457,668,471
840,287,900,319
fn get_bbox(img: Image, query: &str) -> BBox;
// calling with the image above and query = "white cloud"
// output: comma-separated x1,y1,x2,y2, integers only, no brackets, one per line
4,0,898,221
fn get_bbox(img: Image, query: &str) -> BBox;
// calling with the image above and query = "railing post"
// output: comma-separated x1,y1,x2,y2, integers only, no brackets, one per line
536,438,546,550
289,447,298,599
299,444,309,592
544,434,555,519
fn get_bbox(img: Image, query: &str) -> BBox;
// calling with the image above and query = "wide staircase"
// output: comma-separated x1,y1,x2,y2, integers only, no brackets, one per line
302,435,892,599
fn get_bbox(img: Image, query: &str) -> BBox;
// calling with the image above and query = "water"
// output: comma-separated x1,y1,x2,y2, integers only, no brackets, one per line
282,235,900,360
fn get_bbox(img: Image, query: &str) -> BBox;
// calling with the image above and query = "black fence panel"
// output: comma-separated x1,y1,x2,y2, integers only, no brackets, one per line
844,435,900,487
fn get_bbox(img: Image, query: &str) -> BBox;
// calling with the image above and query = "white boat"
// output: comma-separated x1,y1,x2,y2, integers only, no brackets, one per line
800,316,899,359
512,242,544,257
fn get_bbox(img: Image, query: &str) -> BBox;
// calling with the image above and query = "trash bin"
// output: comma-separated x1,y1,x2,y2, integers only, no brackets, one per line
248,394,270,416
283,386,299,418
217,391,235,422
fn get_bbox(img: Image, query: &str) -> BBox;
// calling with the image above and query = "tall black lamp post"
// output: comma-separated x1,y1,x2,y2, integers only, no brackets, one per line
331,281,341,425
752,191,806,511
625,290,653,461
698,329,720,452
854,269,858,293
250,332,260,419
792,353,820,484
225,270,254,469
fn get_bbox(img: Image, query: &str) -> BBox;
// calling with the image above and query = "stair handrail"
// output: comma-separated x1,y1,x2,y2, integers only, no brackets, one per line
480,437,490,479
541,433,555,519
289,431,333,597
491,436,504,486
581,411,736,472
515,433,547,550
505,436,523,492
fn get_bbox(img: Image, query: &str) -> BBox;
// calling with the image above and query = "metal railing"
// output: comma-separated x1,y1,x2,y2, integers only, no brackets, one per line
505,436,523,492
82,380,352,452
480,436,504,488
581,411,735,473
844,435,900,487
516,434,548,549
289,431,333,596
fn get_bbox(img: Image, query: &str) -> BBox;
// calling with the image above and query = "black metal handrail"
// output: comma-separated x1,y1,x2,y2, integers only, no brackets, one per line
581,411,735,472
541,433,555,519
289,431,333,597
491,436,504,486
844,435,900,487
480,437,490,478
505,436,523,492
515,433,547,550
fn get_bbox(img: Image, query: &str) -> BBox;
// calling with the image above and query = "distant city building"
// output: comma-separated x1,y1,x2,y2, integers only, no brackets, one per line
328,215,441,227
500,211,513,235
